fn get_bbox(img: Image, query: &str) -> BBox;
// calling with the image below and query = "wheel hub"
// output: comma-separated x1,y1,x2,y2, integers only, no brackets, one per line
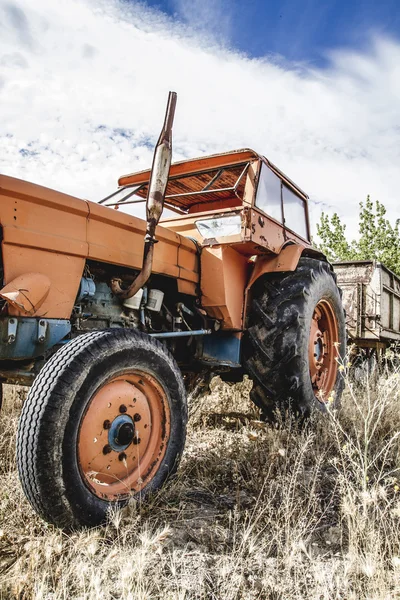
314,334,324,362
108,415,135,451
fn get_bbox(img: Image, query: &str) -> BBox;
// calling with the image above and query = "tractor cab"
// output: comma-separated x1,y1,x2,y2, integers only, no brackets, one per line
105,148,311,257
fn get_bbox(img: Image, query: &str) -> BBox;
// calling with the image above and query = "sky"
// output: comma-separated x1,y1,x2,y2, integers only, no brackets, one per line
147,0,400,66
0,0,399,237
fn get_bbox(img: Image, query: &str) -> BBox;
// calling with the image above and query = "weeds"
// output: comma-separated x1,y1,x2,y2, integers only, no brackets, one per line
0,367,400,599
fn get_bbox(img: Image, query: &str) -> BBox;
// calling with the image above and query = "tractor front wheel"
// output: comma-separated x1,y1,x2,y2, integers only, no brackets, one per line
17,329,187,528
243,257,346,419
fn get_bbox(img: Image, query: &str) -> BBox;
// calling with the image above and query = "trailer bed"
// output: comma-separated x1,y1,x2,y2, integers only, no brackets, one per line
333,260,400,348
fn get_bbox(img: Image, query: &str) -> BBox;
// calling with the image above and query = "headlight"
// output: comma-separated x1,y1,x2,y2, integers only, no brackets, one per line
195,215,242,239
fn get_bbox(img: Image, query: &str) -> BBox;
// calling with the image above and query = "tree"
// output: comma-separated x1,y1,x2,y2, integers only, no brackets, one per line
316,197,400,276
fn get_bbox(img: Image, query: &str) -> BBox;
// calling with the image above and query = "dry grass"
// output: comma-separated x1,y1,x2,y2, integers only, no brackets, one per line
1,364,400,599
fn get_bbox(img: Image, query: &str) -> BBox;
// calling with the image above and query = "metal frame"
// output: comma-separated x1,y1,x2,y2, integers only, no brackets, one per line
98,183,146,205
149,329,211,339
99,163,250,212
165,163,249,202
99,184,184,214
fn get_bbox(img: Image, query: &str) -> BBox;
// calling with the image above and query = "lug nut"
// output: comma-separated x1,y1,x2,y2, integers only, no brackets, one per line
103,444,112,455
119,404,127,413
133,413,141,422
133,437,141,445
118,452,127,462
103,420,111,430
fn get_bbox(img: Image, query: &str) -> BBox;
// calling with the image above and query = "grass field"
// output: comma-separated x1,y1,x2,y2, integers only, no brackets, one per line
1,362,400,599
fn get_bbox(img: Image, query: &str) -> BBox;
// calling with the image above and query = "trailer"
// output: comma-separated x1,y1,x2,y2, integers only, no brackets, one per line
333,260,400,351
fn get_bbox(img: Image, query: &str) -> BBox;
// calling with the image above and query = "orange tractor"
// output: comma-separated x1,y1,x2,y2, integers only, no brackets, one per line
0,93,345,528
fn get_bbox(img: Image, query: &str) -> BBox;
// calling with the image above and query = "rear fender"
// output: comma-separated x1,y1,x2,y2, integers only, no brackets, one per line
246,244,305,291
246,244,328,291
244,244,328,322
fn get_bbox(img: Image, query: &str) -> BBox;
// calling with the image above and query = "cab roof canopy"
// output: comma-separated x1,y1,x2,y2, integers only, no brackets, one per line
101,148,307,213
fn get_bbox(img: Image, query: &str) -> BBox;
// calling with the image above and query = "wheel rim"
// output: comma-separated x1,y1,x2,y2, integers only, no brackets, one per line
308,299,340,402
78,371,170,500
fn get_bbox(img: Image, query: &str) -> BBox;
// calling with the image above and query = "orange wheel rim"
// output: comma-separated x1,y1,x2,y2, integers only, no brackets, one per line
78,371,170,500
308,299,340,402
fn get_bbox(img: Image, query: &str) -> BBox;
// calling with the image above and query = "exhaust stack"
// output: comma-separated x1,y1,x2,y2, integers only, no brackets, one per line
111,91,177,300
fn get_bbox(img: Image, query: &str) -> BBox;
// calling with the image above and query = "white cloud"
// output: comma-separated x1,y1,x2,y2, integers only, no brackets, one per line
170,0,232,42
0,0,399,237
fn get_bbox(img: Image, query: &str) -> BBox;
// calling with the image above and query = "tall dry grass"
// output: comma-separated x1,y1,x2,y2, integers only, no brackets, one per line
0,362,400,599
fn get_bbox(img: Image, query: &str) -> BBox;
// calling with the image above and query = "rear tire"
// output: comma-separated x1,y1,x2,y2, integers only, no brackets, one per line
243,258,346,419
17,329,187,529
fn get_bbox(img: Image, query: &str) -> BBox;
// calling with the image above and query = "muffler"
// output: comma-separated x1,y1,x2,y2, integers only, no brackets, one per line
111,91,177,300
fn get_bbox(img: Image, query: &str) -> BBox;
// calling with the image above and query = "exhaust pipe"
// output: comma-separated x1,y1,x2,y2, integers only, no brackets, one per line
111,91,177,300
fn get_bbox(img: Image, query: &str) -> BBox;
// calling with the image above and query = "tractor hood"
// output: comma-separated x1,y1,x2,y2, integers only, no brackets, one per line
0,174,198,319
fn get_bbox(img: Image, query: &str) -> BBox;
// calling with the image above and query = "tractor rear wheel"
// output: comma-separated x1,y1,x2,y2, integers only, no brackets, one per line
17,329,187,528
243,257,346,419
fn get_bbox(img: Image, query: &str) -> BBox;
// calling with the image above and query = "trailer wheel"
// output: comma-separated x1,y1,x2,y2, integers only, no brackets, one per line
243,257,346,419
17,329,187,529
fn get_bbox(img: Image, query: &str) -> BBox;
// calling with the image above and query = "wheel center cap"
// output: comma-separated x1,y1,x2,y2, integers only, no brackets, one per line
108,415,135,451
116,422,135,446
314,336,324,362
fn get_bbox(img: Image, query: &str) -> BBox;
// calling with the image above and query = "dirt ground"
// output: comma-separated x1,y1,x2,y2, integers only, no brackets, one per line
1,366,400,599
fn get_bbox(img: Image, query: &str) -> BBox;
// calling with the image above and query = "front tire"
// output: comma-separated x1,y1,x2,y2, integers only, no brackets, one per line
243,258,346,419
17,329,187,528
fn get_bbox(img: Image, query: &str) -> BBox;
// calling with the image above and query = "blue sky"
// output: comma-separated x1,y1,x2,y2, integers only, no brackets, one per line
144,0,400,65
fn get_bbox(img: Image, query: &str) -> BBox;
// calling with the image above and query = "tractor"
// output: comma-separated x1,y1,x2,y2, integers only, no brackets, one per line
0,93,346,528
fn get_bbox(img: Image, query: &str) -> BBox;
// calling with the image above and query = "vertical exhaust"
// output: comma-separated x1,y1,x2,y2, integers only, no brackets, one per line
111,91,177,300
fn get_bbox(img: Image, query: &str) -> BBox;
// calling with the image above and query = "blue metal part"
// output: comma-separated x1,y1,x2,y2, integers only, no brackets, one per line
201,332,242,368
149,329,212,339
108,415,135,452
77,278,96,303
0,317,71,360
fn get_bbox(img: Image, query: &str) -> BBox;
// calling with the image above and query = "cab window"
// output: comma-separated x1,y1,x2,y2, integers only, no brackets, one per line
282,185,308,240
255,163,283,223
255,162,309,240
